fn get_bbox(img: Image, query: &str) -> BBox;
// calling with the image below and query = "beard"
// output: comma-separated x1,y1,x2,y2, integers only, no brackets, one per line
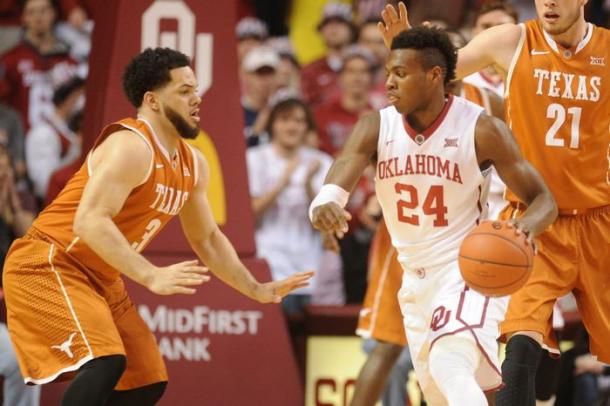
164,105,200,139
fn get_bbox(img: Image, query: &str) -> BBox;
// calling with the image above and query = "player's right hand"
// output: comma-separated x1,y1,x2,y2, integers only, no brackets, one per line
311,202,352,239
148,260,210,295
378,2,410,49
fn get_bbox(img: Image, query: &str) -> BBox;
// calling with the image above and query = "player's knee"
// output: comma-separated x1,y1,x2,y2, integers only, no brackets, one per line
83,355,127,381
428,337,486,406
429,336,478,379
429,337,478,388
504,334,542,366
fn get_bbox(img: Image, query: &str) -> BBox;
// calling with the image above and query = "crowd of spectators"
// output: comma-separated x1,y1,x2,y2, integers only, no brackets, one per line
0,0,91,403
1,0,610,405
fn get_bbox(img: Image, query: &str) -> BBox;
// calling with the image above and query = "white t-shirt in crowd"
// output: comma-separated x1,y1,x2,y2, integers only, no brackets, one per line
247,144,332,293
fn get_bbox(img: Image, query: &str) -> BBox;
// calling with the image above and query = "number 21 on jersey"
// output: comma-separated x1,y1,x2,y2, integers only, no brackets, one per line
545,103,581,149
395,183,448,227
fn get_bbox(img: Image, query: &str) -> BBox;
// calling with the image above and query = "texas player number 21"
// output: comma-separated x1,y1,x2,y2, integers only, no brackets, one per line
395,183,448,227
545,103,582,149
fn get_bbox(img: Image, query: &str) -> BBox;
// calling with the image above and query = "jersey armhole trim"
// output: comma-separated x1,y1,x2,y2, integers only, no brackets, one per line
187,144,200,187
504,23,526,99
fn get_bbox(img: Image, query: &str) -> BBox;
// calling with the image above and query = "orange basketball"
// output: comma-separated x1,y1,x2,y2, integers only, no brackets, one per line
458,220,534,297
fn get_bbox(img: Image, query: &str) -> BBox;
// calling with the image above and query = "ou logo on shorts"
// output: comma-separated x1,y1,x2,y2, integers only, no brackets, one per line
430,306,451,331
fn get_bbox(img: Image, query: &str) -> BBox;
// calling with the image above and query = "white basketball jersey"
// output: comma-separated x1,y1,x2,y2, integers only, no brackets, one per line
375,95,490,269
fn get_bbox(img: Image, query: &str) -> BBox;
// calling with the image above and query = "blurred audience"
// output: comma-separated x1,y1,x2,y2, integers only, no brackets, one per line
236,16,269,64
463,1,518,96
246,97,331,317
357,17,389,109
240,46,280,147
556,327,610,406
26,77,83,202
267,36,302,96
301,2,354,107
0,0,81,131
0,143,38,406
314,45,375,156
0,103,25,179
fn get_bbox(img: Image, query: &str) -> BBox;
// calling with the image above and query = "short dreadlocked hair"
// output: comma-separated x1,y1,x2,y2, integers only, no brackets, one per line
390,26,457,85
122,48,191,108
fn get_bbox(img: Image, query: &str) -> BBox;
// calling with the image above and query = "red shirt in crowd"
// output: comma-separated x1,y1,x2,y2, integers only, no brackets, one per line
314,97,371,156
0,40,79,131
44,157,80,207
301,56,340,107
0,0,95,25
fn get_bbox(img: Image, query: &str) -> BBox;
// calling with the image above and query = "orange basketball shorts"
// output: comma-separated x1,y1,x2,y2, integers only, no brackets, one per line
2,231,167,388
356,221,406,347
499,203,610,362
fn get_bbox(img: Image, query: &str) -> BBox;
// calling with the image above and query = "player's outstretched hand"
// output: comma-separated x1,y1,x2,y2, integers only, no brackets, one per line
311,202,352,238
148,260,210,295
254,271,315,304
378,2,410,49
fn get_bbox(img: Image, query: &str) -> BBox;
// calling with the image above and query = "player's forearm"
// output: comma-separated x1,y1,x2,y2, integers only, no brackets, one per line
74,216,155,286
193,228,260,300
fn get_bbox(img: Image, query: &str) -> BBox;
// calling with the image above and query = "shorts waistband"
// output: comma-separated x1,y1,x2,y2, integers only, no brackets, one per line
511,202,610,217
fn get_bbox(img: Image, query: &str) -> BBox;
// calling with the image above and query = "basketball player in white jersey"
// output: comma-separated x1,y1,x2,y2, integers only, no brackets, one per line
310,27,557,406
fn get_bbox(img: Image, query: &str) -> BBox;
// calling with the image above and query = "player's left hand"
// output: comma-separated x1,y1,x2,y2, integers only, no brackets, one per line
254,271,315,304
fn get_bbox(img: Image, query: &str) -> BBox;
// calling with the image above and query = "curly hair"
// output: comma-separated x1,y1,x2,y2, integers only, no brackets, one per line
122,48,191,108
390,26,457,85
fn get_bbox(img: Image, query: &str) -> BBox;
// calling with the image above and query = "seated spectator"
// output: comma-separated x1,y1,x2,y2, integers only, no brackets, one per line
240,46,280,147
246,97,332,317
25,77,83,202
0,0,81,131
0,103,26,179
314,45,375,156
301,2,355,107
236,16,269,64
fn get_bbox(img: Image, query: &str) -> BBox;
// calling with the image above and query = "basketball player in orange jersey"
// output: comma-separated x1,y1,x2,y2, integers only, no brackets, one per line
380,1,610,405
2,48,313,405
311,27,557,406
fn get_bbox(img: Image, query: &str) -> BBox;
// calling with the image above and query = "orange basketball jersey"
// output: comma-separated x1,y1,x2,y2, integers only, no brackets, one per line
461,82,492,115
505,20,610,209
31,117,199,280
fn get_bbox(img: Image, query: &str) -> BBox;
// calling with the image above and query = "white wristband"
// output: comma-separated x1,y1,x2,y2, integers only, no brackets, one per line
309,184,350,222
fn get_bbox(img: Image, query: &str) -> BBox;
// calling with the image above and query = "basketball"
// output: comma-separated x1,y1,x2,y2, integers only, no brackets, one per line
458,220,534,297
